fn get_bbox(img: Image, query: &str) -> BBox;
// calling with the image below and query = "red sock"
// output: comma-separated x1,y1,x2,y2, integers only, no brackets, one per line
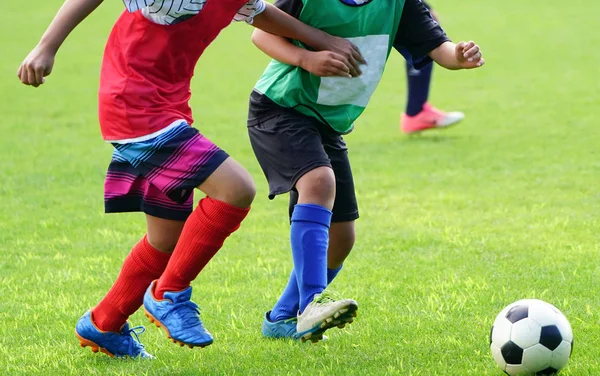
92,235,171,332
155,197,250,299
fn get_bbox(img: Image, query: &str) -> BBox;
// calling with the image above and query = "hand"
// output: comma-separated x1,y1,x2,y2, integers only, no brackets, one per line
455,41,484,69
300,51,357,78
17,45,56,87
319,36,367,77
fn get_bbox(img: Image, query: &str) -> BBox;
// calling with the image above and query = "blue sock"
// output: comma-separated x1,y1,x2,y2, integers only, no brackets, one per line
269,265,343,321
291,204,332,313
269,270,300,321
406,61,433,116
327,265,342,284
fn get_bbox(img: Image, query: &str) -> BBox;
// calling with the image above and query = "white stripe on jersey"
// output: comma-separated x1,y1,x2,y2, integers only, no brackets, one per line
234,0,266,23
125,0,154,12
123,0,265,25
109,120,185,144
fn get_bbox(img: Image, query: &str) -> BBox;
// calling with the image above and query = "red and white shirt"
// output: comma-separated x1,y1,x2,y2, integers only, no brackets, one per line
99,0,266,142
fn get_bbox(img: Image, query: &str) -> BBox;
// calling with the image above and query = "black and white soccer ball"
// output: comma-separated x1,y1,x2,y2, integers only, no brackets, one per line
490,299,573,375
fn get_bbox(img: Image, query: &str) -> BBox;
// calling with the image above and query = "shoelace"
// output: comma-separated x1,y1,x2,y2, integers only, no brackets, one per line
122,326,147,356
314,291,342,304
170,300,202,329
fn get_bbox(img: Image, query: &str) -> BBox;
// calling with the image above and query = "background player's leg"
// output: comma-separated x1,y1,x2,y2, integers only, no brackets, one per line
401,61,465,133
405,60,433,117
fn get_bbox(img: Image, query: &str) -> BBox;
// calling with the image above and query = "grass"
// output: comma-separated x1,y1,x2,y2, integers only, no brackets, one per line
1,0,599,374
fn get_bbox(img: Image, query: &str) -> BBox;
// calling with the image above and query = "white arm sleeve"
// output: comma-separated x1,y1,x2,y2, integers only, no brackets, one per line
233,0,266,24
124,0,157,12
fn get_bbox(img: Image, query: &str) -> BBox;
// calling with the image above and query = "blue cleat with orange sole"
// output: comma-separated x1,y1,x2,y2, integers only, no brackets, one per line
143,281,213,348
75,310,154,359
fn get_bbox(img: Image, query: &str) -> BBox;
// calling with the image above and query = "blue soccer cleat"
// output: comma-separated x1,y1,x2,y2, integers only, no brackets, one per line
261,311,298,339
75,311,154,359
143,281,213,348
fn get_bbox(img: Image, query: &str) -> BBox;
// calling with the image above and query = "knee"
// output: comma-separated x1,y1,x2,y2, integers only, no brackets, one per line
220,171,256,208
201,159,256,208
296,167,336,208
235,177,257,208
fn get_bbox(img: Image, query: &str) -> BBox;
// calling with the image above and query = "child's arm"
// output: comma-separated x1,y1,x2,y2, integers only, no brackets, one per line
429,41,483,70
394,0,484,72
18,0,104,87
251,3,365,78
252,29,356,78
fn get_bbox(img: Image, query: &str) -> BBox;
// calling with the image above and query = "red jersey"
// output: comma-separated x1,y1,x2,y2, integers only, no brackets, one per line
99,0,253,142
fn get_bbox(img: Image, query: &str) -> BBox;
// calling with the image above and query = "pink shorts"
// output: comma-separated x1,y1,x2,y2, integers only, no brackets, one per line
104,122,228,221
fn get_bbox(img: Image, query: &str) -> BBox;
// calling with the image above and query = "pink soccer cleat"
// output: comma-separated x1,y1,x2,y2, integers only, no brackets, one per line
401,103,465,134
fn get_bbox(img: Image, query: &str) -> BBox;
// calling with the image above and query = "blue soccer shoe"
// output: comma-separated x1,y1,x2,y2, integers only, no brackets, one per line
75,311,154,359
143,281,213,348
261,311,298,339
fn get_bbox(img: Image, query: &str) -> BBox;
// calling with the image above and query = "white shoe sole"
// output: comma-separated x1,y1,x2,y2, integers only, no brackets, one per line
436,111,465,127
297,303,358,343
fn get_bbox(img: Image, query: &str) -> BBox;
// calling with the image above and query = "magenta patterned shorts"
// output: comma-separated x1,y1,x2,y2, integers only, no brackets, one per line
104,122,229,221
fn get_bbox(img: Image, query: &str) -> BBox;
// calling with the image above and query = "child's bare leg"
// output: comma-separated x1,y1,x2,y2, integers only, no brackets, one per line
146,215,185,253
328,221,355,270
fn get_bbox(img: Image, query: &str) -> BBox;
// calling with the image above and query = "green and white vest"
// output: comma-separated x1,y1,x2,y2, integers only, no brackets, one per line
255,0,405,133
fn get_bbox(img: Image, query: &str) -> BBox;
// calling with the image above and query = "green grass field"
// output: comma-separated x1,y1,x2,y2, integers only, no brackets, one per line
1,1,599,374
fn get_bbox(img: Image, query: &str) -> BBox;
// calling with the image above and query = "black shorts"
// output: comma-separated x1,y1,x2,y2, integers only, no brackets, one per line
247,91,359,223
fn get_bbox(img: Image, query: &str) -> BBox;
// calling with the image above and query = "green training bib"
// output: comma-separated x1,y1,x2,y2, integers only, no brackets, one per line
255,0,405,133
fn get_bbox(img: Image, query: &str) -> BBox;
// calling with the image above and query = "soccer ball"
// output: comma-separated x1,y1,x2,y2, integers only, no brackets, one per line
489,299,573,375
